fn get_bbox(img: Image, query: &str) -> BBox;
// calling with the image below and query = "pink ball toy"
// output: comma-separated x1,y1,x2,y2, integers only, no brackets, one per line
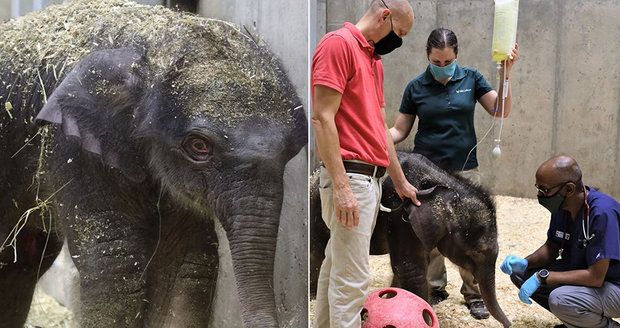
361,288,439,328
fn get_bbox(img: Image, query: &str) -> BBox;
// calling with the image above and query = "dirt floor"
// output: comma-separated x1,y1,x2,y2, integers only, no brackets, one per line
28,196,617,327
310,195,565,328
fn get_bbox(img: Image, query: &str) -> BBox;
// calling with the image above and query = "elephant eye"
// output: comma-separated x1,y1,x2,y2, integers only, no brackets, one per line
182,135,212,161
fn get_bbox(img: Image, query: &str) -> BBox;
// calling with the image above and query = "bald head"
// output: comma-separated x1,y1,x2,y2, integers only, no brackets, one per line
363,0,414,37
369,0,414,19
536,155,583,190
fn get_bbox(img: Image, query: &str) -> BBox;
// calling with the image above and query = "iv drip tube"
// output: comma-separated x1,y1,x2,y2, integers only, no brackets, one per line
492,60,508,158
460,61,507,171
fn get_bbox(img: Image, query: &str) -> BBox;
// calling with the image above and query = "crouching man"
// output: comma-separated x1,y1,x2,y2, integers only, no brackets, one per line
501,155,620,328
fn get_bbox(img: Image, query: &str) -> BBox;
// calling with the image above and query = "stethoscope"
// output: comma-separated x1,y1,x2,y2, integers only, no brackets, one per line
559,187,595,258
558,186,596,258
578,188,596,249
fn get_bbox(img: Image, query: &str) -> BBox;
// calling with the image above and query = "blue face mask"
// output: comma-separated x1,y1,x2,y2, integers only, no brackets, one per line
429,60,457,81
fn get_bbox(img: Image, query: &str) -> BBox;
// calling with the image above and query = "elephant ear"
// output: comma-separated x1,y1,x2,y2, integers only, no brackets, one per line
36,47,147,182
286,104,308,158
406,186,457,252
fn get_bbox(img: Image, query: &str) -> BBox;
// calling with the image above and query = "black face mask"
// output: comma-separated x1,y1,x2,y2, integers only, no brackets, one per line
537,189,566,214
536,181,570,214
374,29,403,55
373,0,403,56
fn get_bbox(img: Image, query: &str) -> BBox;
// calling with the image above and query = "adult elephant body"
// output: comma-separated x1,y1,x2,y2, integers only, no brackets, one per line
0,1,306,327
310,152,511,327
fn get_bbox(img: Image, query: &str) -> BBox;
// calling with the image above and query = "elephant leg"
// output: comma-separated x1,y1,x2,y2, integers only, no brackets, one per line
143,211,219,327
387,216,429,301
65,210,151,327
370,214,390,255
0,225,62,328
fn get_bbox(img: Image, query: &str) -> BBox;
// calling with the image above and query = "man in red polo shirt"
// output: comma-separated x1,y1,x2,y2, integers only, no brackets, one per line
312,0,418,327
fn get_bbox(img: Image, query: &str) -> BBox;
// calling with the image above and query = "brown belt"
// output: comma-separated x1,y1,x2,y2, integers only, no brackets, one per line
342,161,386,178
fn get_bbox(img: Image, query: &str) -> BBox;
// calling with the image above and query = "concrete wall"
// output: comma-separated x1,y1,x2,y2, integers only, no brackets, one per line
316,0,620,199
0,0,10,21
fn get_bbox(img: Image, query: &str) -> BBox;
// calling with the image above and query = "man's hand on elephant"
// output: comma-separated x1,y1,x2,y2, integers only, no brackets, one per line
500,255,528,275
518,274,541,304
395,181,421,206
333,184,359,229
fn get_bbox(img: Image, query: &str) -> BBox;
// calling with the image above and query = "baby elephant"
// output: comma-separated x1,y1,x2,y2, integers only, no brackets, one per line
310,152,511,327
0,1,306,327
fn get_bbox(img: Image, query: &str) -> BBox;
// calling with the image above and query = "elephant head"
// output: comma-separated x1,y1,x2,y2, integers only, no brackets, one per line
36,20,306,327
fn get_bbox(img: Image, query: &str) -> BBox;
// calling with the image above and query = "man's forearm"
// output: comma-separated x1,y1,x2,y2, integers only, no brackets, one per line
547,269,605,288
525,241,559,269
381,108,406,185
385,125,406,186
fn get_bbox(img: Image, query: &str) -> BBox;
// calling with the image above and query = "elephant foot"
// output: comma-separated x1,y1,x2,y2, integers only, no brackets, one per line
429,289,449,305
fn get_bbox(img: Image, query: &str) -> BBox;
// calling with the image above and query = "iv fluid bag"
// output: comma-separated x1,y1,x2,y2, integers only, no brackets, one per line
492,0,519,63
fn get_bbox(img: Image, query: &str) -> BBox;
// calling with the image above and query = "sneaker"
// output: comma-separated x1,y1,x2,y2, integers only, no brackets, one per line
467,300,490,320
429,290,449,305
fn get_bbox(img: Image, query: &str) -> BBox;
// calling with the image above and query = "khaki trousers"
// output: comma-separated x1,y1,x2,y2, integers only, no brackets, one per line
314,166,383,328
426,167,483,304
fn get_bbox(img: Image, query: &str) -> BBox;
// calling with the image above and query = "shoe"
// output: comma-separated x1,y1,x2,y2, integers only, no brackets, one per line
467,300,490,320
429,290,449,305
553,325,567,328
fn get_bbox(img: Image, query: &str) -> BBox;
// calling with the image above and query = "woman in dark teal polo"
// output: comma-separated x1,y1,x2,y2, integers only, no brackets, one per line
389,28,518,320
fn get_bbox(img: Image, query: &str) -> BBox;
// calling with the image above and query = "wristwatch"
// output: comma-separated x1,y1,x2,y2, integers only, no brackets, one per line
537,269,550,285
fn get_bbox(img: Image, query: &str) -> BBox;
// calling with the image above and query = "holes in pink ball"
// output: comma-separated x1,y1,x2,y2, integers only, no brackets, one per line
378,289,397,299
361,308,369,321
423,308,434,326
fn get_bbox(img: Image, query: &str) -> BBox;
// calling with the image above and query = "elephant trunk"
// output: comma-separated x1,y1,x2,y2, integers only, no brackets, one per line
476,266,512,327
223,193,283,328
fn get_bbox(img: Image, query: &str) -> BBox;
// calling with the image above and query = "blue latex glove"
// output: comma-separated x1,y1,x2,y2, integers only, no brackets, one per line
518,274,541,304
500,255,528,275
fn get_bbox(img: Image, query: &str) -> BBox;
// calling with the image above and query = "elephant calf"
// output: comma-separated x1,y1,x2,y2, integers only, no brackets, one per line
0,1,306,327
310,152,511,327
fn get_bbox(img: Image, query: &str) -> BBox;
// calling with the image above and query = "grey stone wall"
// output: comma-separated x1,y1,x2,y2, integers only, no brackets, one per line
0,0,10,21
316,0,620,198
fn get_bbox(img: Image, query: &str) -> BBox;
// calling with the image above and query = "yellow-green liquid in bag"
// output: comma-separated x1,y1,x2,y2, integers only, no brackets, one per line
492,0,519,63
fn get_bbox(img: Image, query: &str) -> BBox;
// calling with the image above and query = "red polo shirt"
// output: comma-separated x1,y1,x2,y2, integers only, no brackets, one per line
312,22,389,168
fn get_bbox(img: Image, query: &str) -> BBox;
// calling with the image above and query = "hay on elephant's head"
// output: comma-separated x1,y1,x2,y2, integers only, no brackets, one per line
0,0,297,126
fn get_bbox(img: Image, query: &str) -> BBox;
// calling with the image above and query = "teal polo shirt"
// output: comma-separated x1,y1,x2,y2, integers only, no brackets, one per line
399,65,493,171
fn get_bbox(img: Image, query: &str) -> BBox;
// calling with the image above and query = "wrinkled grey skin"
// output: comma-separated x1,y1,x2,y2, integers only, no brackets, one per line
310,152,511,327
0,5,306,328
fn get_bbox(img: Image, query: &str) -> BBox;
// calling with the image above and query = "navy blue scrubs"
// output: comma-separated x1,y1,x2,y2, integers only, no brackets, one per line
547,187,620,287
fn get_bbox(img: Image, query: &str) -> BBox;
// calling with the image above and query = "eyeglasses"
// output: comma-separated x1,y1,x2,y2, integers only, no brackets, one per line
534,181,569,195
